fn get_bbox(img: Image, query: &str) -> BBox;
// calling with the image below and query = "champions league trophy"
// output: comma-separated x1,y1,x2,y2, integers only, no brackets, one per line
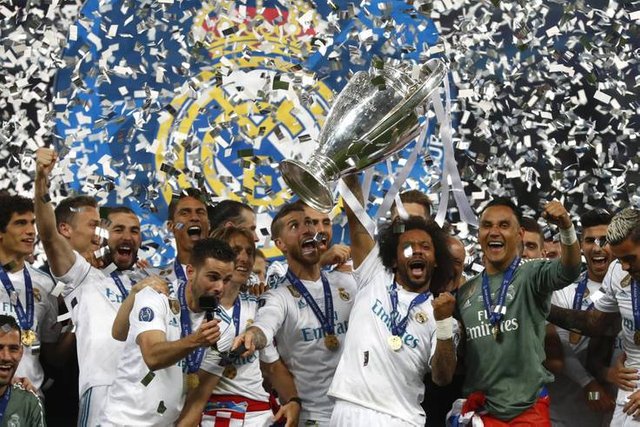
279,58,447,213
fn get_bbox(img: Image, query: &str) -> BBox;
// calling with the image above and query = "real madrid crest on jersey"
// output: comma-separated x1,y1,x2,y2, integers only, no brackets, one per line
622,274,632,287
33,288,41,303
338,288,350,302
246,318,254,327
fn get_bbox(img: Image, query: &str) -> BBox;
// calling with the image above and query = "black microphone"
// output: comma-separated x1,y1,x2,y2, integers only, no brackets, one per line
198,294,219,321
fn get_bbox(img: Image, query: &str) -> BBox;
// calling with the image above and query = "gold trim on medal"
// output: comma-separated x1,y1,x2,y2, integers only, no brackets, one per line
388,335,402,351
186,373,199,389
223,365,237,379
324,334,340,351
21,329,36,347
569,331,581,345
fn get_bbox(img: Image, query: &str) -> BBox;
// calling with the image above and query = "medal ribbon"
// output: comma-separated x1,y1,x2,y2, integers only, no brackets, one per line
572,272,593,311
0,385,11,422
178,281,205,374
0,265,34,330
388,282,431,337
110,272,130,300
286,270,335,336
631,280,640,333
174,259,187,286
481,257,520,326
231,297,241,337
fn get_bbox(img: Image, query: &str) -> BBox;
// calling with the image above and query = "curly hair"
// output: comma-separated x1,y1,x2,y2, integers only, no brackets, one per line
377,216,454,294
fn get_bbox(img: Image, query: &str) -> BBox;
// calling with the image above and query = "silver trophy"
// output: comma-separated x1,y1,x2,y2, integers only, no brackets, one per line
279,58,447,213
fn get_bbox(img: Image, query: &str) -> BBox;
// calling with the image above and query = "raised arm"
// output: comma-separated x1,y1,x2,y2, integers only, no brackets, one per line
341,174,375,269
542,200,581,271
34,148,77,277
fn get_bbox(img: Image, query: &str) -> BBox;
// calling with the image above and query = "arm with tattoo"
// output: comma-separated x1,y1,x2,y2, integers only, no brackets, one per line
548,305,620,337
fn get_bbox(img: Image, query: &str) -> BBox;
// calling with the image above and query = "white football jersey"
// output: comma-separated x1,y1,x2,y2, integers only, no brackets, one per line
328,245,445,426
252,269,357,423
99,286,185,426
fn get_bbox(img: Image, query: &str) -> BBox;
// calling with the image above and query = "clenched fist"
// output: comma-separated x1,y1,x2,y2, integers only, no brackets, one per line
36,147,57,177
432,292,455,321
541,200,572,230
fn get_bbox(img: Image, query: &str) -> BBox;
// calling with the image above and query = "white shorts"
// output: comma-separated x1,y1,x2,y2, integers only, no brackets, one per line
78,385,109,427
329,400,415,427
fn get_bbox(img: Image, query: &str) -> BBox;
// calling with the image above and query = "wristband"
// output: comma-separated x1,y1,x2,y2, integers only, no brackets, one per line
287,397,302,407
559,224,577,245
435,317,453,340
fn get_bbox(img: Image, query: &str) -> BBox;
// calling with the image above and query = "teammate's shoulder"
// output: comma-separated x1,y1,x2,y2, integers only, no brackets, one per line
10,383,42,403
239,292,258,303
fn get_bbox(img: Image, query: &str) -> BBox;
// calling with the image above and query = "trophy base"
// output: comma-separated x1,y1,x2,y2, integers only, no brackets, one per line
279,159,333,214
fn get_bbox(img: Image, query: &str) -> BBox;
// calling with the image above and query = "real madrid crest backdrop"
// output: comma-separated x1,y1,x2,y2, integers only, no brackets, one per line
53,0,444,261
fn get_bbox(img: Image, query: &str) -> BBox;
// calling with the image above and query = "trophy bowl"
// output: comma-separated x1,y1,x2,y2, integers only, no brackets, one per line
279,58,447,213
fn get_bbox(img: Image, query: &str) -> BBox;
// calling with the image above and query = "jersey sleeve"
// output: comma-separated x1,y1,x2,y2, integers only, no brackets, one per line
353,244,384,292
130,288,169,340
593,262,621,313
53,251,92,299
252,289,289,345
526,258,582,296
38,292,61,343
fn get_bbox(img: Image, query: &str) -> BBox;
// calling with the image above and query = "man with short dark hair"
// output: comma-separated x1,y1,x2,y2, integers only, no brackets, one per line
208,199,259,242
101,238,233,425
521,217,545,259
35,148,163,426
453,197,581,425
235,201,357,425
53,196,101,264
178,226,298,426
0,314,45,426
0,194,59,394
390,189,432,220
548,208,640,426
549,209,615,426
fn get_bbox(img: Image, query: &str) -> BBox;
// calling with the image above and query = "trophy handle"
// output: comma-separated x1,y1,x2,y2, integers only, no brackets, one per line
354,59,446,162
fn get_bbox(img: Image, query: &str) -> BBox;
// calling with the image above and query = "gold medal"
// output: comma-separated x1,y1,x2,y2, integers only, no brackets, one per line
569,331,582,345
169,298,180,315
223,365,237,379
491,325,501,341
634,331,640,346
324,334,340,351
186,373,199,389
338,288,351,302
414,312,427,324
388,335,402,351
21,329,36,347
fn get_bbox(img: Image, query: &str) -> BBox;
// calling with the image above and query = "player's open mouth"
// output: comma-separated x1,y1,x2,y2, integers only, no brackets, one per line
301,238,317,255
187,226,202,240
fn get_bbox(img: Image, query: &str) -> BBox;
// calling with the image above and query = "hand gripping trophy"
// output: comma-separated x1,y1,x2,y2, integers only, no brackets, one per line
279,58,447,212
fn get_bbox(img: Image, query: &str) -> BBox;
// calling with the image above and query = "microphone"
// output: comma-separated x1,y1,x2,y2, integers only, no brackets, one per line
198,294,219,321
